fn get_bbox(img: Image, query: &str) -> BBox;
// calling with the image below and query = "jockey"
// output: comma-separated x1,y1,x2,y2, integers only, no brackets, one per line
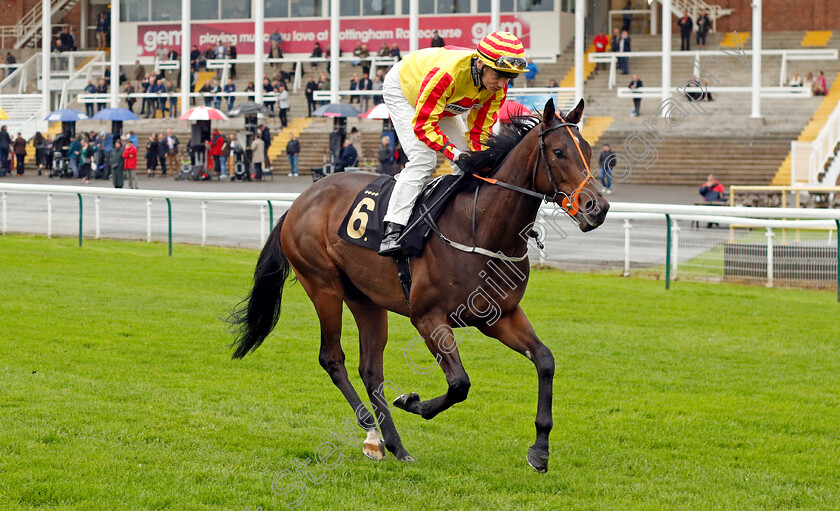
379,31,528,256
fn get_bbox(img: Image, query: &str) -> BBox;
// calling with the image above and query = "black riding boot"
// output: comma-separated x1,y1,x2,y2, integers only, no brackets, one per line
378,222,405,256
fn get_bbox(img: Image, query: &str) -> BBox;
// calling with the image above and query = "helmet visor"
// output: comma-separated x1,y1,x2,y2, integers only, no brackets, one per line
492,56,528,72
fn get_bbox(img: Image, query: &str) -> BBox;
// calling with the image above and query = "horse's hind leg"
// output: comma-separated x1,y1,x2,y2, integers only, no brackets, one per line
345,297,413,462
295,275,373,454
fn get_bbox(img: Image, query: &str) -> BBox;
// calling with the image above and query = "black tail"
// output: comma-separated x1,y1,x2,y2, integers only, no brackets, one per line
229,213,291,359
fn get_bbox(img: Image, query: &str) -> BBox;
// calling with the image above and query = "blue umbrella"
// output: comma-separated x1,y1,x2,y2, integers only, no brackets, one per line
312,103,360,118
92,108,140,121
45,109,88,122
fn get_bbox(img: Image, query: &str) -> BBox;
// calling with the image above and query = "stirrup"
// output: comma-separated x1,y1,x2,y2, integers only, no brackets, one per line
378,222,404,256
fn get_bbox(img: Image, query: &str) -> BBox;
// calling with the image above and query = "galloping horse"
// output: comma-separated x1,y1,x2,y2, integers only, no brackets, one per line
230,99,609,473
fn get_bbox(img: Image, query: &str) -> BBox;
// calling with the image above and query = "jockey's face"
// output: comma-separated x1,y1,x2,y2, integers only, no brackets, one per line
478,61,511,93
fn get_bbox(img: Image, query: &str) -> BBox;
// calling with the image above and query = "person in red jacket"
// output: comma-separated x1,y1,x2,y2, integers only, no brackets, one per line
593,31,609,70
209,128,225,178
122,138,138,189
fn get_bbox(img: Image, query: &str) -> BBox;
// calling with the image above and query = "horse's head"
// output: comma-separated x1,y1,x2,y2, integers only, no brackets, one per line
533,99,609,232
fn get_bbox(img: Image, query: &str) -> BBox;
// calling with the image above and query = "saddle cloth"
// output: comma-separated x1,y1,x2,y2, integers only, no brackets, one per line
338,173,472,257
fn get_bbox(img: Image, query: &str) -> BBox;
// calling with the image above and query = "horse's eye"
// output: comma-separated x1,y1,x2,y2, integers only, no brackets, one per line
553,148,565,158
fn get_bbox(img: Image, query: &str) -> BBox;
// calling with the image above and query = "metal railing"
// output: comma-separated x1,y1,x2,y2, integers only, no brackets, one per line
791,98,840,185
58,51,106,109
2,184,840,299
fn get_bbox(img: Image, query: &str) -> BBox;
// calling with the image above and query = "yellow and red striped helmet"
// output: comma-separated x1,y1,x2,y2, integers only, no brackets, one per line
476,31,527,74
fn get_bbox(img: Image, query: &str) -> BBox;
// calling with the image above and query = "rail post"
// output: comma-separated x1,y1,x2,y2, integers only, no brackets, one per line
166,198,172,256
47,193,52,238
1,192,6,235
201,201,207,246
765,227,775,288
623,218,632,277
665,214,671,290
672,220,680,281
146,198,152,242
95,195,101,239
259,204,267,246
836,220,839,302
77,193,83,247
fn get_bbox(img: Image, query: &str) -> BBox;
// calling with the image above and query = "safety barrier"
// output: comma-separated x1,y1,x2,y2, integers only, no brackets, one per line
1,183,839,299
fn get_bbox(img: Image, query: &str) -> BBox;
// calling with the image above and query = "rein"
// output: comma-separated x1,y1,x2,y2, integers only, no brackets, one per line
471,112,595,216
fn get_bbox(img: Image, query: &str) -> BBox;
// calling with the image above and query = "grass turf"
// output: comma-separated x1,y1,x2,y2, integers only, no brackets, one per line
1,235,838,510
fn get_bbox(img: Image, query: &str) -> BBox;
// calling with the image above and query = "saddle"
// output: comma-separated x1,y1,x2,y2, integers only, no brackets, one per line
338,173,476,257
338,173,478,305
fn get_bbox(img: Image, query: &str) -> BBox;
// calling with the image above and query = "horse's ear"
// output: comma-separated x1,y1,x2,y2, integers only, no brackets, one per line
541,99,555,125
565,99,585,125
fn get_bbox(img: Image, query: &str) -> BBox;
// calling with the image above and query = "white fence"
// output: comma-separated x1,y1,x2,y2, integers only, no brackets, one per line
1,184,839,297
792,97,840,186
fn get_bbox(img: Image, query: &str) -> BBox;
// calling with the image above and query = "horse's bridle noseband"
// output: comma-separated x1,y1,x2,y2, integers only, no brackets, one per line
472,111,597,217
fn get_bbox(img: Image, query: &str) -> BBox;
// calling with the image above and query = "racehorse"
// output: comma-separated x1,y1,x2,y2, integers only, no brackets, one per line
230,99,609,473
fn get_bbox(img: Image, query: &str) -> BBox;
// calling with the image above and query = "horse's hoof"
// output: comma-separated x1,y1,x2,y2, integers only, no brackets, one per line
526,447,549,473
393,392,420,413
398,453,415,462
363,441,386,461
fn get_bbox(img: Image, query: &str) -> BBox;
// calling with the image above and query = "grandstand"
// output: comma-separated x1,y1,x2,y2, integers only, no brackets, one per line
0,0,838,189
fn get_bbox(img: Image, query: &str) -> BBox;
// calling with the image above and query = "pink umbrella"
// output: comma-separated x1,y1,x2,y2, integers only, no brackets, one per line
497,101,530,123
361,103,390,120
178,107,229,121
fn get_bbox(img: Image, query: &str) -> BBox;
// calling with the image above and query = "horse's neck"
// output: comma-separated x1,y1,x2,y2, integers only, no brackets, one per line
472,131,542,255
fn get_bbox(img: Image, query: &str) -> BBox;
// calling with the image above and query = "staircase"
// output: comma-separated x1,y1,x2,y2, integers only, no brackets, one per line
12,0,80,49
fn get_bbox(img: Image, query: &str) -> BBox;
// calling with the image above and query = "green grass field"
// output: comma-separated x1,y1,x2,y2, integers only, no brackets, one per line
2,235,839,511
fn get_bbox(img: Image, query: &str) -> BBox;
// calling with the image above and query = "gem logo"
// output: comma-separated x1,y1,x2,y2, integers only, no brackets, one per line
470,21,523,45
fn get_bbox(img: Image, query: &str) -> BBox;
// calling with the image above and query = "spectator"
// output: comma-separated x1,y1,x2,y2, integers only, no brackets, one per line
12,133,26,175
245,81,255,102
250,135,265,180
96,13,109,50
598,143,616,194
153,133,166,177
349,73,359,104
163,129,179,174
700,174,725,202
145,134,158,177
199,80,212,107
140,74,152,116
167,46,179,63
68,134,81,178
133,60,145,82
678,11,693,51
227,42,238,78
221,134,231,179
378,42,390,58
156,78,168,117
4,52,16,86
378,135,395,175
277,83,289,128
260,124,272,171
389,43,401,60
684,75,713,102
348,127,363,163
305,76,318,115
60,27,76,51
621,1,632,32
696,10,711,50
167,81,178,117
286,133,300,176
270,28,283,67
96,79,108,112
351,42,364,66
34,131,48,175
804,72,815,92
129,131,138,149
209,79,221,110
357,72,373,111
111,139,125,188
202,44,215,65
788,71,803,87
210,128,225,178
0,125,11,175
547,79,559,87
83,80,97,117
629,74,643,116
524,61,539,87
124,81,137,113
224,78,236,111
814,70,828,96
79,138,93,183
372,72,384,105
430,30,445,48
618,30,631,74
335,139,358,172
311,42,323,68
358,44,371,75
190,45,201,70
45,135,54,173
318,72,331,107
122,138,138,189
593,30,609,69
610,28,621,52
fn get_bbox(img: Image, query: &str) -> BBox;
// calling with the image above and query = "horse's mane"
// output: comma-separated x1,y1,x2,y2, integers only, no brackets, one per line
458,116,541,176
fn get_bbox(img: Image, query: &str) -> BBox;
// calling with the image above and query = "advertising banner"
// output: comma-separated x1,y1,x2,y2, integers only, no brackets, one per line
137,16,530,56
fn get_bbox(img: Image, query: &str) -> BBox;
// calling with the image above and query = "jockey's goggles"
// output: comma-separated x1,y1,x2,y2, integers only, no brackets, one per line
478,51,528,73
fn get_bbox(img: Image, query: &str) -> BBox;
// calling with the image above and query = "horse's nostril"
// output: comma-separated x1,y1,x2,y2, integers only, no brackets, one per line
584,200,598,215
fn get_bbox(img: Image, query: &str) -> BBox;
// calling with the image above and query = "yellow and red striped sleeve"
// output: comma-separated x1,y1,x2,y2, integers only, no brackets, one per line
466,87,507,152
412,67,459,159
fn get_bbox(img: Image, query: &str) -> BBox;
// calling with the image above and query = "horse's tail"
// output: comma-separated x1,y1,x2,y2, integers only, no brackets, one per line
229,213,291,359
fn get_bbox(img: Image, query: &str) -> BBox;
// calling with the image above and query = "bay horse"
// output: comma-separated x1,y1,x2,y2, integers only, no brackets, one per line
230,99,609,473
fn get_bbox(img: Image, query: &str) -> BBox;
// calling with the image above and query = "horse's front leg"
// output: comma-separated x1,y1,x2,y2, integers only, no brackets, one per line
479,306,554,473
393,315,471,420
